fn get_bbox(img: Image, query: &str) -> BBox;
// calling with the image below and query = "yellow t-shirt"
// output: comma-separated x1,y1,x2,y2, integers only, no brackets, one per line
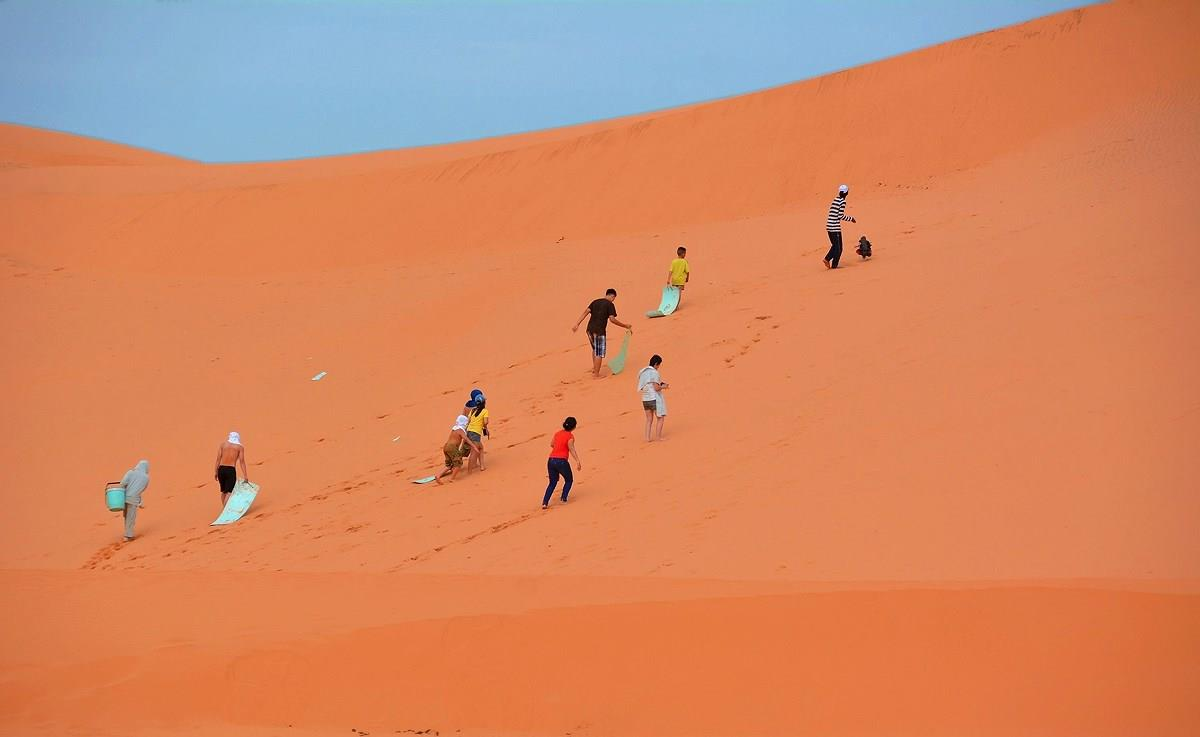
669,257,690,286
466,408,489,436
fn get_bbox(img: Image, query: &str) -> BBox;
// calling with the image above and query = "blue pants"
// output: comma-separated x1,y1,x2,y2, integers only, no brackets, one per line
543,458,573,506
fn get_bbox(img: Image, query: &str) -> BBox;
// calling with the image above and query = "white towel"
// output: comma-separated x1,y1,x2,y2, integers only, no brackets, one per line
637,367,667,417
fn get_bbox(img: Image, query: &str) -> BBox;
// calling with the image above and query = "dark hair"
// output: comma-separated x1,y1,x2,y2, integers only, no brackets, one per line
677,246,686,255
563,416,577,431
472,398,486,416
605,288,617,297
649,354,662,367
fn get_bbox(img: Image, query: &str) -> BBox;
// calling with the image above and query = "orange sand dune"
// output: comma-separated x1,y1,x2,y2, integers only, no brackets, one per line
0,122,191,168
1,0,1198,734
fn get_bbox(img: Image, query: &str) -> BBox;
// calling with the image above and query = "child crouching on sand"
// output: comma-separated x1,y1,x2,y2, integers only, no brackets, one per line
436,415,480,484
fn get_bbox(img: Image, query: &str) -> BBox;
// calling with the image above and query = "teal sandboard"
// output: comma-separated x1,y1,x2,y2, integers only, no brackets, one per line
412,476,437,485
211,481,260,526
645,286,681,318
608,330,632,375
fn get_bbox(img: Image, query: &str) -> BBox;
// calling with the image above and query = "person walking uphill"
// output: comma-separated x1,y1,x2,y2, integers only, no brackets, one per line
824,184,857,269
573,289,633,378
668,246,690,308
214,432,249,510
542,416,582,509
465,391,491,472
112,460,149,542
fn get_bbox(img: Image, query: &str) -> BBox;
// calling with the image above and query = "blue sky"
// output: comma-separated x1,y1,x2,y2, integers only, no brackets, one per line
0,0,1093,162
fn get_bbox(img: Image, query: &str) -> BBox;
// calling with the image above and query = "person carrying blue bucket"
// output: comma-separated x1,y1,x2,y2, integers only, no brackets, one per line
106,460,149,542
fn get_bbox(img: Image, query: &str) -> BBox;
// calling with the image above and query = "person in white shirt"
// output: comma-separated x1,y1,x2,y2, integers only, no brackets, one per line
636,354,670,442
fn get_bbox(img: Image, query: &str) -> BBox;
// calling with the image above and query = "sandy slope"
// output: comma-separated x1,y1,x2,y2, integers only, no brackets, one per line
1,0,1198,734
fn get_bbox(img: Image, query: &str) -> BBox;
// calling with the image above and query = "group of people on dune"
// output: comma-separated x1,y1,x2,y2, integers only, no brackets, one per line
431,246,688,508
107,186,863,536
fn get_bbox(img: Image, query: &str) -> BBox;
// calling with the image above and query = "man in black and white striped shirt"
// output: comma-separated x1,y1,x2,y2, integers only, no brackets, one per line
823,184,856,269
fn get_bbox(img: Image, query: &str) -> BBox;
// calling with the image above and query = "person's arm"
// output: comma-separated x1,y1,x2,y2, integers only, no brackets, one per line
238,445,249,482
666,270,673,286
843,211,856,224
609,315,633,331
214,447,222,479
482,414,491,438
458,429,480,454
606,301,632,331
568,438,582,471
572,308,591,332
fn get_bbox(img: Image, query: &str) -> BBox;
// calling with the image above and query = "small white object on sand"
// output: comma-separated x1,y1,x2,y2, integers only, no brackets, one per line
311,371,327,381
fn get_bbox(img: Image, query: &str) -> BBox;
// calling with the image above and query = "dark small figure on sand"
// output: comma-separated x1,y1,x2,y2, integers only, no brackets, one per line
856,235,873,259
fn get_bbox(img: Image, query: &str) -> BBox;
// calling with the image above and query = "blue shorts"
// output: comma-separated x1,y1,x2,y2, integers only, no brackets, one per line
589,333,606,358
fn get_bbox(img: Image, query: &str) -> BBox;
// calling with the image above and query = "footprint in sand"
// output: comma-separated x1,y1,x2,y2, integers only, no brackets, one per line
81,541,124,570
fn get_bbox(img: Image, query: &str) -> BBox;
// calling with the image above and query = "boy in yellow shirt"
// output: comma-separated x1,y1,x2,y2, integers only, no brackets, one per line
668,246,690,307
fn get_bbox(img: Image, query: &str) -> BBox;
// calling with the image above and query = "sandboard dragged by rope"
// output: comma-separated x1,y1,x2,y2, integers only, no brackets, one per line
645,286,681,318
211,480,260,526
411,476,438,485
608,330,632,375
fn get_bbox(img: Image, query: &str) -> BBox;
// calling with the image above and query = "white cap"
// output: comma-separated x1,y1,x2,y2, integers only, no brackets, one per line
453,415,469,430
228,431,241,445
838,184,849,194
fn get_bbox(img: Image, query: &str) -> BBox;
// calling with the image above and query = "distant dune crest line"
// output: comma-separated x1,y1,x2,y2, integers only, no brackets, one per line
1,0,1195,276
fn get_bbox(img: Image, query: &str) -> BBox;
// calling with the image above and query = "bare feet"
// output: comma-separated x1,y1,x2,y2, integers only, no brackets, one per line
823,258,831,269
542,504,549,510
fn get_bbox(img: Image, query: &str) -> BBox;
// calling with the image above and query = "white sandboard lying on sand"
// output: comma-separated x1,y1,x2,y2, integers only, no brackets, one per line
608,330,632,375
646,286,681,318
411,476,438,485
211,481,260,526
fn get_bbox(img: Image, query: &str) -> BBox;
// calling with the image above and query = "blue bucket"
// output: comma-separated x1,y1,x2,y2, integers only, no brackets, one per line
105,487,126,512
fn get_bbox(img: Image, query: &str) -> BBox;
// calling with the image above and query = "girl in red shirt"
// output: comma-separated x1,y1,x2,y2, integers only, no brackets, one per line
543,416,583,509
